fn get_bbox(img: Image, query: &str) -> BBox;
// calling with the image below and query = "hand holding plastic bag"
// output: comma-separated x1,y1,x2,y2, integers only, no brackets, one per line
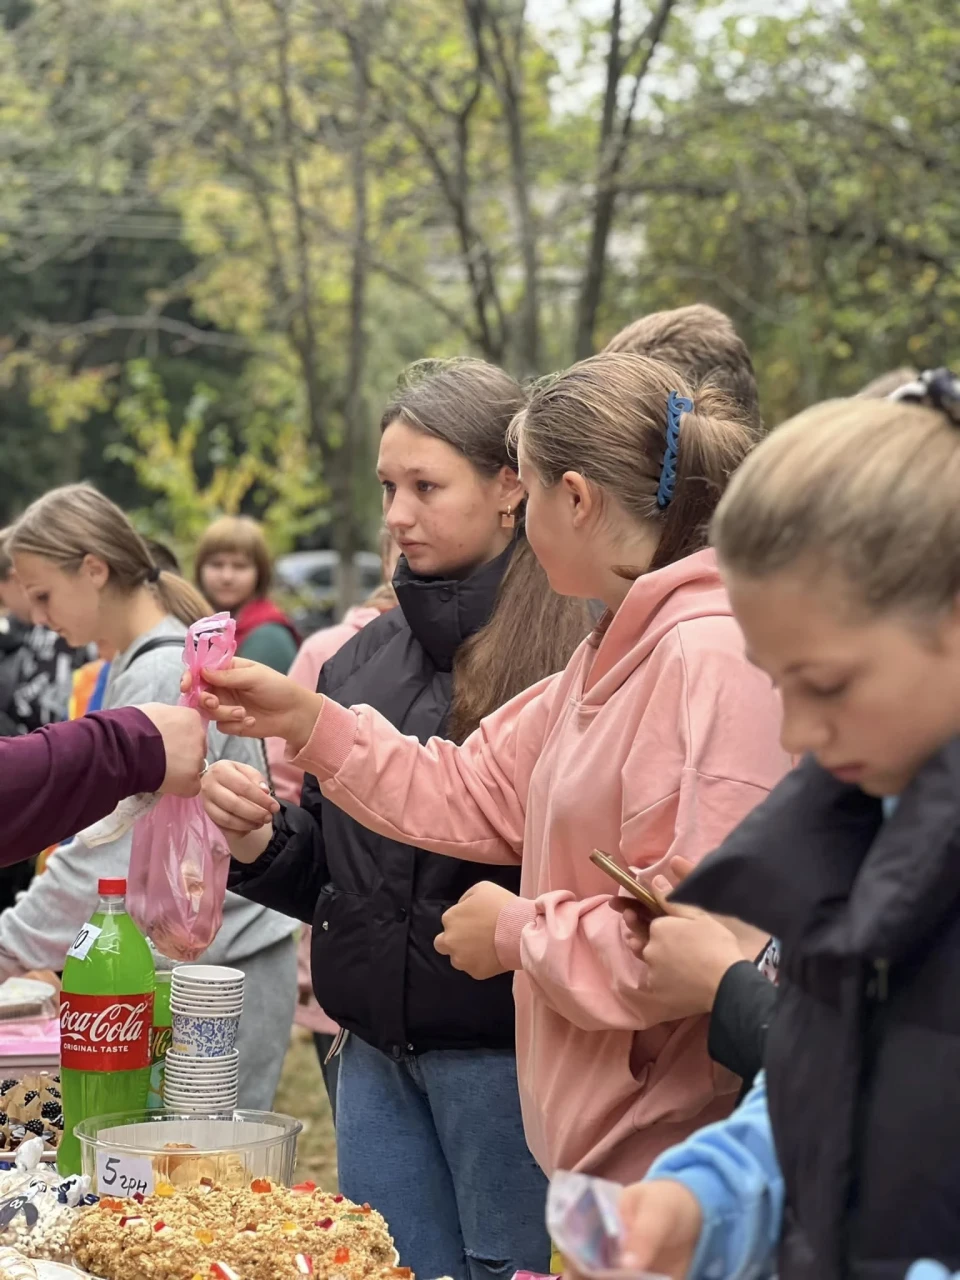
127,614,238,961
548,1172,669,1279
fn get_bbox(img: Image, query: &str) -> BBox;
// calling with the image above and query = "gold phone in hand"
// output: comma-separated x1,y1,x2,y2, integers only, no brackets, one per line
590,849,665,916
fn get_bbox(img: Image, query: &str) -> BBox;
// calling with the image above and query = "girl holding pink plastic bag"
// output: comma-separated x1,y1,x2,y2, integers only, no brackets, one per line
0,485,298,1110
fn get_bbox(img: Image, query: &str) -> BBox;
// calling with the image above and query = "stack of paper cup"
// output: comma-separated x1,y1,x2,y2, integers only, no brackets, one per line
165,965,244,1112
163,1049,240,1112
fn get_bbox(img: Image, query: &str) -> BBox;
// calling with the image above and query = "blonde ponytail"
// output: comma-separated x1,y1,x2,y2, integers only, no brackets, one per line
154,570,210,627
8,484,210,626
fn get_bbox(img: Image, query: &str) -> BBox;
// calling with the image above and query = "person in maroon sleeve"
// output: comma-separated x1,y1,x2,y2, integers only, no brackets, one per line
1,702,206,867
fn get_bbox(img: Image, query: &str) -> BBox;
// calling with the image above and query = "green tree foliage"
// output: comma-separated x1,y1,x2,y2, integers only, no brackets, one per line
0,0,956,564
598,0,960,422
107,360,327,561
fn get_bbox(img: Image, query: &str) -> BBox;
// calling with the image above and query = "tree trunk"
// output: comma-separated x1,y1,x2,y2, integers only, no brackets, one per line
573,0,676,361
474,0,540,374
334,8,372,617
574,188,618,362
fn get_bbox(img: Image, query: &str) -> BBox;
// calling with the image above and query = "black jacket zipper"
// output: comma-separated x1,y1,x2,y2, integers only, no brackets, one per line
841,957,890,1279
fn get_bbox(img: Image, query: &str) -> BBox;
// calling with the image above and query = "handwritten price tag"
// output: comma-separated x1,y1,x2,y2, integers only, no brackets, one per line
67,923,102,962
95,1151,155,1199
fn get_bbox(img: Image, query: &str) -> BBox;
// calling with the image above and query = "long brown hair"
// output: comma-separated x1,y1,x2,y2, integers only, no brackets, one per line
513,353,759,577
8,484,210,627
382,359,593,741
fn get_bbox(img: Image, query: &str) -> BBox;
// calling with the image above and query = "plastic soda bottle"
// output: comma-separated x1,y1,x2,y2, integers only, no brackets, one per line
147,942,174,1109
59,878,155,1175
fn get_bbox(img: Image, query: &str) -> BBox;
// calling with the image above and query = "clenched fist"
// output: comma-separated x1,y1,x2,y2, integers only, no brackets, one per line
139,704,207,797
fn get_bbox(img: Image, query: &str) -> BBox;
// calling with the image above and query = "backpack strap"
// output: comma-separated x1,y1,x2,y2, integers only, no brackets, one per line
125,636,185,667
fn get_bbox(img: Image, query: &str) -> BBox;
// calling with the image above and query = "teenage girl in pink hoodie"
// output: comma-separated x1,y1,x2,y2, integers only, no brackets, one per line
198,353,791,1184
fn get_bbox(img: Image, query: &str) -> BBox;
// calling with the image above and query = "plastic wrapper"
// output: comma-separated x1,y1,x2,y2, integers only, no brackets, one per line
547,1172,668,1280
0,1138,97,1262
127,614,237,962
0,982,57,1026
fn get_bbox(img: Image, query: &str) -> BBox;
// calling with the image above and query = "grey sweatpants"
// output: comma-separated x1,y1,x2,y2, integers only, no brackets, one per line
234,933,298,1111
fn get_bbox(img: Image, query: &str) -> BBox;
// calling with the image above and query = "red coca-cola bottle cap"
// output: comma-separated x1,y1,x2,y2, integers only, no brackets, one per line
98,878,127,896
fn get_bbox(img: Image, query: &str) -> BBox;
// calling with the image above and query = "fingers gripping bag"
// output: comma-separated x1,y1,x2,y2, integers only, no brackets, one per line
548,1171,669,1280
126,613,237,961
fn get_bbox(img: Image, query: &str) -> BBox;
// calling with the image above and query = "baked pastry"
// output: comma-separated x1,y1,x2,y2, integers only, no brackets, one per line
152,1144,247,1190
0,1076,62,1154
70,1179,409,1280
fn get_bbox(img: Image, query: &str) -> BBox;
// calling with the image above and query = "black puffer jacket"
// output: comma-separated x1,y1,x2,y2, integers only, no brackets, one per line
676,745,960,1280
229,547,522,1058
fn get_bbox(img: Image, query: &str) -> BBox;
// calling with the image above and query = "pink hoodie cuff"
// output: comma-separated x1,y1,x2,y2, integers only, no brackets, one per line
495,897,538,971
290,696,359,780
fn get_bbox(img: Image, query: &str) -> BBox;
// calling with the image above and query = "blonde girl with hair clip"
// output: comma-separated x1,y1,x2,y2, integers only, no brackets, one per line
2,484,298,1110
195,352,791,1196
600,369,960,1280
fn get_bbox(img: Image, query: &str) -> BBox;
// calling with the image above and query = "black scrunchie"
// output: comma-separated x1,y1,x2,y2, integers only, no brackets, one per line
891,367,960,425
145,565,161,584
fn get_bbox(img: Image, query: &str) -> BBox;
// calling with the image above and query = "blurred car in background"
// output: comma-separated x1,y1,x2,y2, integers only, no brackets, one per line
275,550,381,636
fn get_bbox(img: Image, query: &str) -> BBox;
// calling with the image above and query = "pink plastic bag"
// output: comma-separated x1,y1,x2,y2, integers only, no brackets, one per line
127,613,238,961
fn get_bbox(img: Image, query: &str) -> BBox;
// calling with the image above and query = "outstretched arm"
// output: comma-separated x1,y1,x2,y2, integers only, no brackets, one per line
0,705,205,867
194,658,565,866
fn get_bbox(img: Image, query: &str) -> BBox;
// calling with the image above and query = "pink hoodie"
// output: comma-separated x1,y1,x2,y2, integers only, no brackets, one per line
268,606,383,1037
292,549,790,1180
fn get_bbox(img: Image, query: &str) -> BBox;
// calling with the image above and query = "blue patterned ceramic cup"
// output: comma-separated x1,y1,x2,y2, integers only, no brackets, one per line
171,1010,240,1057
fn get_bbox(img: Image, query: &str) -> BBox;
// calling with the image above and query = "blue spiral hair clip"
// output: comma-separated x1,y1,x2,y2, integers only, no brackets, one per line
656,391,695,509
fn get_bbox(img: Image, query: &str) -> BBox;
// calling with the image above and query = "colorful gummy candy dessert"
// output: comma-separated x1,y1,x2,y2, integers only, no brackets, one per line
69,1178,409,1280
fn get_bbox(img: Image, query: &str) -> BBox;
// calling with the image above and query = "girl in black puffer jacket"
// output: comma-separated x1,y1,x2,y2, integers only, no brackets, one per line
228,360,593,1280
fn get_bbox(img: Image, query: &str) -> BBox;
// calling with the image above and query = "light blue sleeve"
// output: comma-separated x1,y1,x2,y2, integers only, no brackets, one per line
645,1074,783,1280
907,1265,955,1279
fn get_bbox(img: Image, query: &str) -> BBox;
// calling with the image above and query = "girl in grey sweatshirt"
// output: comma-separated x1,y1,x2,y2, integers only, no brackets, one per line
3,486,297,1110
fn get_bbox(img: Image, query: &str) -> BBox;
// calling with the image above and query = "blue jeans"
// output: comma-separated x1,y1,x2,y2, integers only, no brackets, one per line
337,1035,550,1280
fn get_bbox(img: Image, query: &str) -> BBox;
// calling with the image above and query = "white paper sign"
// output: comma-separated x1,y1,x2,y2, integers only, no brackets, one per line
95,1150,155,1199
66,922,102,962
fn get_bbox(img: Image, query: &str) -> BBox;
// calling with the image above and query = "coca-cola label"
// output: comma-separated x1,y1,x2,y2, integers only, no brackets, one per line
60,993,154,1071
